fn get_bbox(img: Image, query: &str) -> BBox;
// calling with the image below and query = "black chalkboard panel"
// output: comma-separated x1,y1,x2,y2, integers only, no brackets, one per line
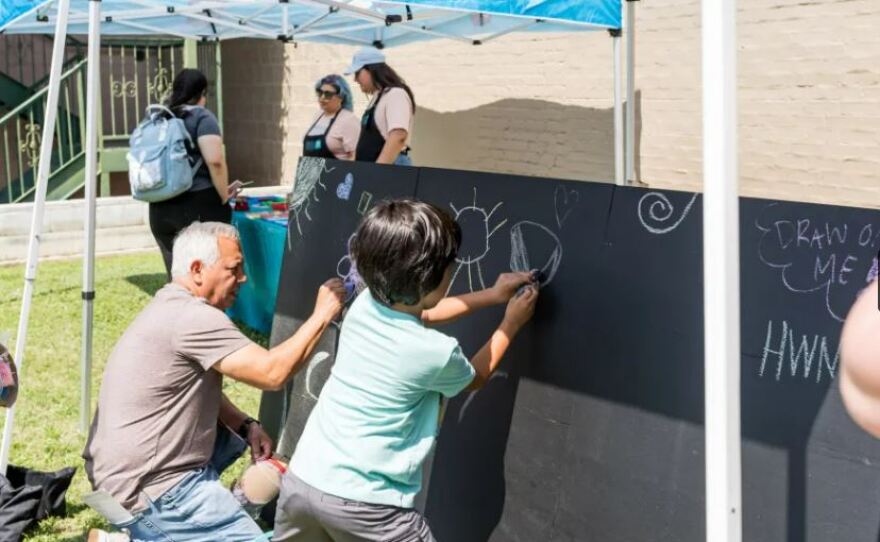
261,160,880,542
259,158,419,443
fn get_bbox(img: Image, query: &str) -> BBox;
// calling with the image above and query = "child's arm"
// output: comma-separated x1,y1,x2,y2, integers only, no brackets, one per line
421,271,533,325
466,285,538,390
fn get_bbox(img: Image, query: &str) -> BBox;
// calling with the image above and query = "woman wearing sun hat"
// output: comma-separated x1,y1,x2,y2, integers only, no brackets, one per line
345,47,416,166
302,74,360,160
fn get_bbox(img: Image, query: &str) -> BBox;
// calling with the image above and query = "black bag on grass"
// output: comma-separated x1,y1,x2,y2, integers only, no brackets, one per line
0,465,75,541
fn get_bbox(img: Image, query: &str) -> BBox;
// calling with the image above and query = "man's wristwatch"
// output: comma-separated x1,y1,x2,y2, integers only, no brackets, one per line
237,417,260,440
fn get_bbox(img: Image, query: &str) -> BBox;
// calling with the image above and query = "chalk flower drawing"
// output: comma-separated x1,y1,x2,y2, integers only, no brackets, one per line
638,191,698,235
448,188,508,293
509,221,562,288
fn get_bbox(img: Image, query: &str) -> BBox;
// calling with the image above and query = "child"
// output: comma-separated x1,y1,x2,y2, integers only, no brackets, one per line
272,199,538,541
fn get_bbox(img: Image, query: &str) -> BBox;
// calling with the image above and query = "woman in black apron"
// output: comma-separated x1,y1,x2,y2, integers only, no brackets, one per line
344,47,415,165
302,74,360,160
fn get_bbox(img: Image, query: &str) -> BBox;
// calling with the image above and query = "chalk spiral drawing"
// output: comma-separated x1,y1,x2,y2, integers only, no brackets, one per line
509,221,563,288
448,188,508,293
288,157,332,247
755,203,878,322
638,191,698,234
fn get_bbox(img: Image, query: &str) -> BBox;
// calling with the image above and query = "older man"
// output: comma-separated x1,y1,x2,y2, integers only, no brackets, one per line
83,221,344,542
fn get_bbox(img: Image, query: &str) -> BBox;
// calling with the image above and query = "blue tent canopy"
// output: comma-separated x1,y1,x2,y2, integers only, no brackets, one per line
1,1,620,47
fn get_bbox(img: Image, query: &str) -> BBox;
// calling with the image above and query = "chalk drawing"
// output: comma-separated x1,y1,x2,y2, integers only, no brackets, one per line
448,188,508,293
457,370,509,423
305,351,331,400
336,234,365,303
288,157,331,248
759,320,839,383
638,191,698,235
509,221,562,288
554,184,580,228
357,191,373,215
755,204,877,322
336,173,354,200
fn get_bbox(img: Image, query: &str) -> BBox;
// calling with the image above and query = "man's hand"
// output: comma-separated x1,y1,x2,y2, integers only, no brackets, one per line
492,272,535,303
247,422,273,461
314,278,346,323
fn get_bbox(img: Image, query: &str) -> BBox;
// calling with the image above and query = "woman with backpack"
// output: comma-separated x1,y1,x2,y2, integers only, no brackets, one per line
146,68,234,278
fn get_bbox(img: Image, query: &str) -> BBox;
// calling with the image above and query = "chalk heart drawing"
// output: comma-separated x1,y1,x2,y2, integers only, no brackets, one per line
509,221,562,288
638,191,698,235
755,203,875,323
304,351,331,401
448,188,508,294
554,184,580,228
336,173,353,201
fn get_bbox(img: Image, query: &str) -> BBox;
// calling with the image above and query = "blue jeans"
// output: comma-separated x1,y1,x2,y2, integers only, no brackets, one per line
112,427,268,542
394,154,413,166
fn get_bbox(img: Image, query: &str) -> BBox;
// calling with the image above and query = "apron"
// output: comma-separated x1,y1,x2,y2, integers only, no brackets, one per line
302,110,341,159
355,89,411,162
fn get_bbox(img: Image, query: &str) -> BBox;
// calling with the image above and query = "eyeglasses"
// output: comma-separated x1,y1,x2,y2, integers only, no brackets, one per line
316,89,338,100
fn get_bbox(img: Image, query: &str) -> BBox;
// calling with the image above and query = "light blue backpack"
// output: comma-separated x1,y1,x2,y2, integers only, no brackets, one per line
127,105,201,202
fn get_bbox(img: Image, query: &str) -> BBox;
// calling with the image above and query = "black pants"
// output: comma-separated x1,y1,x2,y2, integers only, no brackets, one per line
149,188,231,279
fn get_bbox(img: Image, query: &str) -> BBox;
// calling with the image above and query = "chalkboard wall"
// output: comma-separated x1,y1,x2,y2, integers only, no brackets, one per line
259,158,880,542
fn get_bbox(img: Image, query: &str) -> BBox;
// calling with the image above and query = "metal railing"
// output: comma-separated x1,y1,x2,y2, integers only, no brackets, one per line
0,58,87,203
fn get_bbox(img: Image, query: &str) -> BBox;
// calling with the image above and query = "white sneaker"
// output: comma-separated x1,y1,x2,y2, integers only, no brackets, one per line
87,528,130,542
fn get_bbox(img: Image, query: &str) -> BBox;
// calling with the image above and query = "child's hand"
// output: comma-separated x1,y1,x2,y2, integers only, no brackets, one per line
314,278,346,322
492,272,534,302
503,285,538,331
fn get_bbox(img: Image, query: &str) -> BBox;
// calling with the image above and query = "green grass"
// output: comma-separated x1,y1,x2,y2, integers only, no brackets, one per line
0,251,266,541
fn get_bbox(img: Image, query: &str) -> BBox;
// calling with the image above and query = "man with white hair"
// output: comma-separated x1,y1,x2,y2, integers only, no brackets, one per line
83,221,345,542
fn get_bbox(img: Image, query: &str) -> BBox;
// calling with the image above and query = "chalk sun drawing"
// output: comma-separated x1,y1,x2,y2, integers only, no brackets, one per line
288,157,332,248
448,188,508,294
509,221,563,288
638,191,698,235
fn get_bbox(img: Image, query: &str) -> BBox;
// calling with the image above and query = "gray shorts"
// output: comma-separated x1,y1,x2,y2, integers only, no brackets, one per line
272,472,436,542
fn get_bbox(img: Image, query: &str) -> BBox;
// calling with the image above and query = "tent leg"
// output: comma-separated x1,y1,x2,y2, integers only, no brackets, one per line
702,0,742,539
80,0,102,434
625,0,636,183
0,0,73,475
612,29,624,186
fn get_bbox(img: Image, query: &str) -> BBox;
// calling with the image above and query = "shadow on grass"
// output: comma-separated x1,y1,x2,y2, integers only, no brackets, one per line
124,273,167,297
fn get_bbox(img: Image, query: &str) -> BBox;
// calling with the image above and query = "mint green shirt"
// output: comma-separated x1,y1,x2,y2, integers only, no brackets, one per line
290,289,476,507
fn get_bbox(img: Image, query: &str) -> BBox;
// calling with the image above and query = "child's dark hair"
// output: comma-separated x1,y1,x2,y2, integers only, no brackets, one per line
352,199,461,306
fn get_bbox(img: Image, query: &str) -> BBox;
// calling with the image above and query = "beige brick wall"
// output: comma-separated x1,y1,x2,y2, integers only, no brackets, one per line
221,0,880,208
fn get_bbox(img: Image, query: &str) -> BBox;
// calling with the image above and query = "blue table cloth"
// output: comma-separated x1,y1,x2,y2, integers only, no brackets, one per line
227,211,287,335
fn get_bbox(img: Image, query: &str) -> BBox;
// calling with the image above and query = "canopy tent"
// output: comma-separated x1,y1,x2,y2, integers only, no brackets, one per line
0,1,743,541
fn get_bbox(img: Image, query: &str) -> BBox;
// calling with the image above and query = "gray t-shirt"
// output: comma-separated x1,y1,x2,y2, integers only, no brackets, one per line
83,283,250,511
179,106,221,192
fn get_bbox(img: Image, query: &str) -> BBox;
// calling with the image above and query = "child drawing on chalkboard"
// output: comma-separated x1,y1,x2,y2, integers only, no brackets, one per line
273,199,538,542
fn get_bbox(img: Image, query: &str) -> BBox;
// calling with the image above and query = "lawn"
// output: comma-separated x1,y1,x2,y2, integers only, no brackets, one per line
0,250,266,541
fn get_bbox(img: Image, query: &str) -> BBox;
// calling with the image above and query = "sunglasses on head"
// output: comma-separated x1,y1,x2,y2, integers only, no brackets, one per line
316,89,338,99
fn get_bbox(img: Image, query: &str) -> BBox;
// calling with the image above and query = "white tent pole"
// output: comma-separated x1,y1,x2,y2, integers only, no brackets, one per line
612,29,624,186
625,0,636,182
0,0,72,475
80,0,102,434
702,0,741,540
